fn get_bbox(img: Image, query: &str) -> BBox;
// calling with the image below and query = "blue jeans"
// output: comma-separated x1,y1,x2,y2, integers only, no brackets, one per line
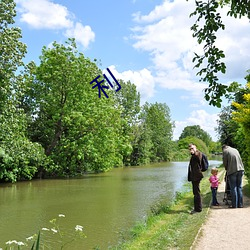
228,170,244,208
211,187,218,205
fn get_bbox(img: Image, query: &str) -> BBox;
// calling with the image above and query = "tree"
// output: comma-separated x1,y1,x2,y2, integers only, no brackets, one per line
216,106,240,147
230,78,250,176
0,0,27,109
0,0,47,182
179,125,212,146
190,0,250,107
115,80,140,124
24,39,127,175
178,136,209,156
140,102,174,162
216,72,250,150
129,122,153,165
209,140,222,155
214,72,250,176
114,80,140,165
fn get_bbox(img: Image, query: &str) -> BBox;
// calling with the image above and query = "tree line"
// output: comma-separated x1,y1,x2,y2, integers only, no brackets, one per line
0,1,178,182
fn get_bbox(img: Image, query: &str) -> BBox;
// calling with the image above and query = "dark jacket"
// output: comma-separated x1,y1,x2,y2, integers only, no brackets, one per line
188,150,204,182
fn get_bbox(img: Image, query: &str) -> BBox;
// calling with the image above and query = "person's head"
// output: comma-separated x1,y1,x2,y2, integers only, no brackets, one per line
211,167,218,176
188,143,197,155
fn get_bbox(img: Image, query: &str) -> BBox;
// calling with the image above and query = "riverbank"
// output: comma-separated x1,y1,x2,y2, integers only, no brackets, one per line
112,170,221,249
113,169,250,250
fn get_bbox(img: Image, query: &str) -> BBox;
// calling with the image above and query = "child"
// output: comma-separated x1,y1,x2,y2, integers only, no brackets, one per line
209,168,220,206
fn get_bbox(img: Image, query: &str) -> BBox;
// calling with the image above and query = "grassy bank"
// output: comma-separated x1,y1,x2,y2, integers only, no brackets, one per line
111,169,225,250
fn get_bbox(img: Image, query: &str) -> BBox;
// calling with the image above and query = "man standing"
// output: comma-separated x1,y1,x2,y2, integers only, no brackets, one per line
188,143,204,214
222,144,244,208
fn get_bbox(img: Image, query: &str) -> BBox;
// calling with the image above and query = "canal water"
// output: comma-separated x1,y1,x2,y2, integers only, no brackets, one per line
0,160,221,249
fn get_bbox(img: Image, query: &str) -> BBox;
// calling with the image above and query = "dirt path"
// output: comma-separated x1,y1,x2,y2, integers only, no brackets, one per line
192,174,250,250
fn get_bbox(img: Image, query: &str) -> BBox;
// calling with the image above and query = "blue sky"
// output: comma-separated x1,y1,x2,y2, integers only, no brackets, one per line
14,0,250,141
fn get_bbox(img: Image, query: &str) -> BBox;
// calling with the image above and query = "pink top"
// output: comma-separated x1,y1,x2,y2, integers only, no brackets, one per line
209,175,219,188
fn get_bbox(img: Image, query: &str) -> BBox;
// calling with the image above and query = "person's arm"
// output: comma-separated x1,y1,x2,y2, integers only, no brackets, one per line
222,152,228,171
209,176,212,183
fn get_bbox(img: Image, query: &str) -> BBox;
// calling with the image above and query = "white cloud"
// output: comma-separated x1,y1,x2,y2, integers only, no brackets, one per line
65,22,95,48
173,110,219,141
16,0,73,29
215,7,250,81
132,1,175,23
107,65,155,103
131,0,250,95
131,0,204,98
16,0,95,48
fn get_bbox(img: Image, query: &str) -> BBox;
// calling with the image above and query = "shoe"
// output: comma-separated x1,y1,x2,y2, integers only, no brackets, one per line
190,209,201,214
212,203,220,206
228,205,236,208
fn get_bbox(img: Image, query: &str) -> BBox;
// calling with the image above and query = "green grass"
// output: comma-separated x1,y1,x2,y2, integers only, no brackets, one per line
243,178,250,197
111,170,225,250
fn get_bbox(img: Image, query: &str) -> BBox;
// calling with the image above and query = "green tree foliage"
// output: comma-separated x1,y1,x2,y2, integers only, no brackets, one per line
216,73,249,149
170,141,190,161
179,125,212,146
215,72,250,176
216,106,240,147
129,122,153,165
230,78,250,176
0,0,178,181
139,102,174,162
189,0,250,107
0,0,48,182
23,39,128,175
115,80,140,123
0,0,27,108
178,136,209,156
208,141,222,154
114,80,140,165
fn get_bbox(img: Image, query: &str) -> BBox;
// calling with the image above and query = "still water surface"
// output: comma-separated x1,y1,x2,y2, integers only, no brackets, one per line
0,160,221,249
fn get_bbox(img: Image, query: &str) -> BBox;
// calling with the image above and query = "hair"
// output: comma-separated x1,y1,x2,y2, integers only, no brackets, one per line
211,167,218,174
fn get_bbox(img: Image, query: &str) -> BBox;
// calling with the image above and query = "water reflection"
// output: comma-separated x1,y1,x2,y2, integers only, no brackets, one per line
0,160,221,249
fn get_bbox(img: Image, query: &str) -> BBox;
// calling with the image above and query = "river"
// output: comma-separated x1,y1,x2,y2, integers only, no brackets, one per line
0,160,221,249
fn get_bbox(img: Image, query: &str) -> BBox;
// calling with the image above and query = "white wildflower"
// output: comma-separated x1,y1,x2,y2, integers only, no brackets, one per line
6,240,17,245
51,228,58,233
75,225,83,231
17,241,25,246
42,227,50,231
26,236,34,241
58,214,65,217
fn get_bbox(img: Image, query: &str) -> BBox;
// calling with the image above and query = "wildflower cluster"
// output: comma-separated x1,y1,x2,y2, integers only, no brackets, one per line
1,214,86,249
5,240,25,247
